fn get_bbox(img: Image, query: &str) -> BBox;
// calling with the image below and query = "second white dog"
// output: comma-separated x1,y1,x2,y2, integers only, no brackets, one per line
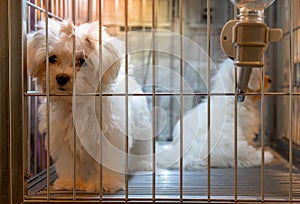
157,59,274,169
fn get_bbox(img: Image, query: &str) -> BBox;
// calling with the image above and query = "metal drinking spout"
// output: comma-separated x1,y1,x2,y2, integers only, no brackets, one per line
237,67,252,102
220,0,282,102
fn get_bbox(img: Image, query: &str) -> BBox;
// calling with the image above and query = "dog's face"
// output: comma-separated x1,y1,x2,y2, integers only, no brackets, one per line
37,47,88,93
27,20,122,94
27,20,94,93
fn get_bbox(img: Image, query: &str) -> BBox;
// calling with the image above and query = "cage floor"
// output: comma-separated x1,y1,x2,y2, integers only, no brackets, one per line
26,149,300,201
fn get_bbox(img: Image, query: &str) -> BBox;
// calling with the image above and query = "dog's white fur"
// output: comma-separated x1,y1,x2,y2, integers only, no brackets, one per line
157,59,274,169
27,20,152,192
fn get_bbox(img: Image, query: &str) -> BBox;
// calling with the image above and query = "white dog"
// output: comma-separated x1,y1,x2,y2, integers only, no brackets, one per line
27,19,152,192
157,59,273,169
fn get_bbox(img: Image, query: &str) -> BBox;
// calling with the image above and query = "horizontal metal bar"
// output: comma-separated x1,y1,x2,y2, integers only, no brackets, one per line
23,197,297,203
24,91,300,97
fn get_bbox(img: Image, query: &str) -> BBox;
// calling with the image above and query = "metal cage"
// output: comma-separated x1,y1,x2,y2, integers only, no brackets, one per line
1,0,300,203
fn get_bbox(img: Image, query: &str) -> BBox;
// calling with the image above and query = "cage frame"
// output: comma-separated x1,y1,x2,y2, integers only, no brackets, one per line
0,0,25,204
1,0,300,203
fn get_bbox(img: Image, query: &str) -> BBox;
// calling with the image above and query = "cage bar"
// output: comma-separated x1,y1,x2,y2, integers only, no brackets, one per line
179,0,183,201
124,0,129,201
151,0,156,202
98,0,103,201
289,0,294,202
44,0,51,200
72,0,77,200
234,66,238,201
23,91,300,97
261,66,266,201
206,0,211,201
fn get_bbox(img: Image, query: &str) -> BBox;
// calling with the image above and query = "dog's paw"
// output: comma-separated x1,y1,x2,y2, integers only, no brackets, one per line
103,184,125,193
53,178,73,190
84,182,124,193
53,178,86,191
85,183,98,192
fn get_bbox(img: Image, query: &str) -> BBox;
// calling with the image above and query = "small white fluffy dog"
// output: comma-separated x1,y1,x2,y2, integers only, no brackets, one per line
157,59,273,169
27,19,152,192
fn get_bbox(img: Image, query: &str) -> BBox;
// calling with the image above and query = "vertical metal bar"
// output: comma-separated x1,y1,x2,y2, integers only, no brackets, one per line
169,7,174,140
37,0,40,20
34,96,38,176
234,66,238,202
141,0,145,29
289,0,294,201
41,0,44,19
115,0,119,26
56,0,58,17
62,0,64,18
206,0,211,201
124,0,129,201
45,0,51,200
27,96,31,176
295,0,299,146
33,0,38,176
87,0,90,21
260,5,268,198
98,0,103,200
23,0,29,199
9,0,25,203
27,3,31,33
233,5,238,202
179,0,183,201
72,0,77,200
0,1,10,202
151,0,156,202
8,0,13,202
64,0,67,19
26,1,32,179
34,0,37,27
261,66,265,201
91,0,95,22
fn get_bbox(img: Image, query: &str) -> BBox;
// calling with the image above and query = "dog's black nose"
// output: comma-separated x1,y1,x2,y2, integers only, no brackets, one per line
56,74,70,86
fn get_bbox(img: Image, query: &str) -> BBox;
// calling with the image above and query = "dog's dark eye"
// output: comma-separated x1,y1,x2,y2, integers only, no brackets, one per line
79,58,86,66
49,55,57,64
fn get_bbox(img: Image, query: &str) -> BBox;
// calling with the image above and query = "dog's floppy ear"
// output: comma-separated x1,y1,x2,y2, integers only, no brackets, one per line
27,32,40,78
27,19,62,78
75,22,100,54
75,22,123,85
26,26,47,78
